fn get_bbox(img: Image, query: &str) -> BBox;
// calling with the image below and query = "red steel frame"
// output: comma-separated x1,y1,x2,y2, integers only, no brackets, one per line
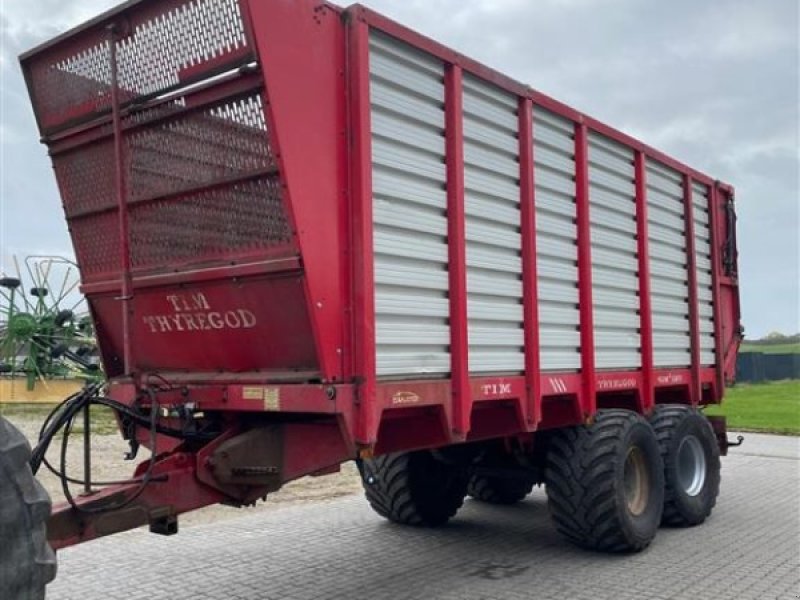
347,5,739,438
18,0,741,549
574,123,596,419
445,65,471,437
635,152,654,414
520,100,541,428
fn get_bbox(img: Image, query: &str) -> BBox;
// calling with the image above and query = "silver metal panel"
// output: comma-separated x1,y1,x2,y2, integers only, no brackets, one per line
700,351,716,365
373,167,446,211
536,145,575,173
651,279,689,299
371,81,444,128
692,183,716,365
466,194,520,227
591,227,638,253
463,95,517,132
463,74,524,374
650,260,690,282
590,209,637,236
593,267,639,292
653,350,692,365
588,132,640,369
374,255,448,292
648,204,685,231
592,247,638,272
697,270,713,286
464,118,518,154
647,189,685,216
534,107,581,371
595,307,642,329
371,111,444,154
370,33,450,378
539,302,580,326
649,239,687,265
370,33,443,75
651,313,690,333
464,142,518,179
647,159,690,367
464,168,519,203
652,296,692,316
540,328,581,347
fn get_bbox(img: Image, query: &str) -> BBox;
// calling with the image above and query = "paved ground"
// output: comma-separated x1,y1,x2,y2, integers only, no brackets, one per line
47,433,799,600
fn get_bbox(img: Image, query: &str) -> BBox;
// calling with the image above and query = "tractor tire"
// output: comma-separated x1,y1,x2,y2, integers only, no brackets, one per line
358,450,468,527
468,474,533,505
545,409,664,553
650,405,721,526
0,417,57,600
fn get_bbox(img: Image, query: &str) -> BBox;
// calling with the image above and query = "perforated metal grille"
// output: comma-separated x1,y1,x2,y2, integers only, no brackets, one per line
127,94,273,203
25,0,251,134
129,178,289,270
58,90,291,281
71,212,121,278
54,138,116,216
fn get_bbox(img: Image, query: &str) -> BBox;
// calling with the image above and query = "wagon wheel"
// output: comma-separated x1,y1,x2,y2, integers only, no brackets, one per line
0,256,101,390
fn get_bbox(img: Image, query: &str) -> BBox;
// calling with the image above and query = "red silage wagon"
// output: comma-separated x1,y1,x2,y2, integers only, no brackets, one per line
4,0,741,595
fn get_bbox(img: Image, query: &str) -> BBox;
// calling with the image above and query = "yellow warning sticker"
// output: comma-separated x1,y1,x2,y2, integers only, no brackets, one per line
243,387,264,400
263,388,280,411
242,386,281,411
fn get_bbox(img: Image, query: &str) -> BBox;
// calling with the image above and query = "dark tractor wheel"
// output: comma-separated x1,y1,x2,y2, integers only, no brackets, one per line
468,474,533,505
650,405,721,526
0,417,57,599
545,409,665,553
53,309,74,328
358,450,468,527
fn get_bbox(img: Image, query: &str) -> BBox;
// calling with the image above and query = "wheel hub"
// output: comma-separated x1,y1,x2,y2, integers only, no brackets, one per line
676,435,706,496
623,446,650,516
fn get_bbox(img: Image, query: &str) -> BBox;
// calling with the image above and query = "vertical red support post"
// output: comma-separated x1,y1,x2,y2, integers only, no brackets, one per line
683,174,701,405
109,24,133,375
520,99,540,428
574,122,595,417
708,183,725,398
346,12,378,445
635,151,654,412
445,65,470,437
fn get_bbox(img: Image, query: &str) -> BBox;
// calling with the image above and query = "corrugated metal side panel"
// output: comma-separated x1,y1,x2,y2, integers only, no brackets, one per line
463,74,524,373
534,108,581,371
370,33,450,377
588,133,640,370
647,159,690,367
692,182,716,365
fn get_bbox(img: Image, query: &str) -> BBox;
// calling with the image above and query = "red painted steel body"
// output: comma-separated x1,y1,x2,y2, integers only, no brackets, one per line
445,66,470,437
574,123,596,419
19,0,741,548
634,151,654,414
520,100,541,428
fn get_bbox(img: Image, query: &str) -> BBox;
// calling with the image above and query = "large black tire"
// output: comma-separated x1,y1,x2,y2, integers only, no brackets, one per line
358,450,468,527
467,475,533,505
650,405,721,526
545,409,665,553
0,417,57,599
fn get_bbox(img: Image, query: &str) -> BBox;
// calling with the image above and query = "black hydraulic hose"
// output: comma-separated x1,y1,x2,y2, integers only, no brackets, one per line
29,384,218,514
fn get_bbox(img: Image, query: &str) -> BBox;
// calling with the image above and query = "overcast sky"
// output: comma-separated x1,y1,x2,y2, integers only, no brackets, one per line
0,0,797,338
